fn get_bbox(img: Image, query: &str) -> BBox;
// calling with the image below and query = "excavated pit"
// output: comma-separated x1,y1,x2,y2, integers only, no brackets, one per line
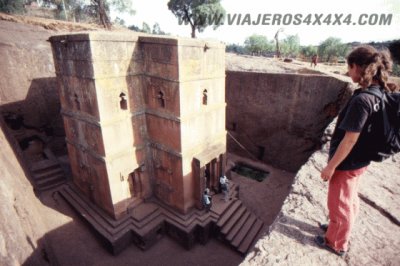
225,70,353,173
0,19,367,264
222,66,354,231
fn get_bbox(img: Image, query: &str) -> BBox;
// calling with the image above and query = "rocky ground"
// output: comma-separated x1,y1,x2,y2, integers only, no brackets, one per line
225,53,349,75
225,53,400,89
0,12,116,31
241,127,400,266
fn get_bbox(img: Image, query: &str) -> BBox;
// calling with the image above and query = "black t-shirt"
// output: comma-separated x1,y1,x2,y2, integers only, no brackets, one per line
329,86,381,170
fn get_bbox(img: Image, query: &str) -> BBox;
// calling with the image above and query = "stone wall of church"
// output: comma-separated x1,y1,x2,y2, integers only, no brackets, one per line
50,32,227,217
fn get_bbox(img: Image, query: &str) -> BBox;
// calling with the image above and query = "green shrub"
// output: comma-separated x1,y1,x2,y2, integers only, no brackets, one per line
0,0,25,14
392,63,400,77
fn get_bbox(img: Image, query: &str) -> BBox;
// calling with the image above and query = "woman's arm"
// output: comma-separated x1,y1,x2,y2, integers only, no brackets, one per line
320,131,360,181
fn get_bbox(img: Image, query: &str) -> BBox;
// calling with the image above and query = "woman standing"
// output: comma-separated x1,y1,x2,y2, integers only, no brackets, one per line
315,45,393,256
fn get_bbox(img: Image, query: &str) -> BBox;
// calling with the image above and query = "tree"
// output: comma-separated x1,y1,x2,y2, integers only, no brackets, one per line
388,39,400,63
37,0,135,28
128,24,140,32
113,16,126,26
300,45,318,58
318,37,349,62
108,0,134,15
0,0,25,14
142,22,151,33
92,0,111,29
281,35,300,58
75,0,133,28
152,23,166,35
392,64,400,77
274,28,284,58
83,0,134,28
226,43,246,55
38,0,87,21
244,34,273,55
388,40,400,77
167,0,225,38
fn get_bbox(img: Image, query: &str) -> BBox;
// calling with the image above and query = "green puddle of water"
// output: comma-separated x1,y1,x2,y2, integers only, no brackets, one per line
232,163,270,182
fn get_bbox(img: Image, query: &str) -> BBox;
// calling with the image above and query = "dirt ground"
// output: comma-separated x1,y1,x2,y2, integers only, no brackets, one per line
0,12,125,32
225,53,348,75
227,153,295,227
225,53,400,89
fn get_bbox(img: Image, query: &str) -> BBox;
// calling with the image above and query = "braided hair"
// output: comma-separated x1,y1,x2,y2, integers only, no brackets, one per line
347,45,393,91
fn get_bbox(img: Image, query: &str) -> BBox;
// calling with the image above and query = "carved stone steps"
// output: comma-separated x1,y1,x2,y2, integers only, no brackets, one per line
33,167,63,179
30,159,67,191
60,185,114,237
217,200,242,227
221,205,247,235
58,180,263,256
30,159,59,172
238,219,264,254
231,214,257,248
226,210,251,242
61,185,163,236
215,200,265,255
35,174,65,188
59,184,166,254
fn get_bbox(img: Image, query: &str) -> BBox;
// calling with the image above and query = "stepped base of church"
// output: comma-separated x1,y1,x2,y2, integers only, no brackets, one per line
58,180,265,255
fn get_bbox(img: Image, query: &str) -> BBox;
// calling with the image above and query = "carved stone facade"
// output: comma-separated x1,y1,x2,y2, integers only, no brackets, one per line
49,32,226,219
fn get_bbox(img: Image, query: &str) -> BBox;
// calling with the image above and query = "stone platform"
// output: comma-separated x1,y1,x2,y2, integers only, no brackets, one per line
58,180,264,256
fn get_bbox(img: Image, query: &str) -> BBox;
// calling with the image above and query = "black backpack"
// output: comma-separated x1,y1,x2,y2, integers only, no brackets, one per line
361,86,400,162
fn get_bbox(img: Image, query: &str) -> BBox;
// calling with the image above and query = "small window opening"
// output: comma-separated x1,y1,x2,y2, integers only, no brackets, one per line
202,89,208,105
128,172,135,197
257,146,265,160
74,93,80,110
156,227,163,239
119,92,127,110
232,122,237,131
157,91,165,108
60,39,68,47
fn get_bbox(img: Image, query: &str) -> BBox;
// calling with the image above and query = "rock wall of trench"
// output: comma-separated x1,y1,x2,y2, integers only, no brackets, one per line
0,19,74,266
0,118,52,266
226,70,354,172
0,20,66,160
0,21,60,127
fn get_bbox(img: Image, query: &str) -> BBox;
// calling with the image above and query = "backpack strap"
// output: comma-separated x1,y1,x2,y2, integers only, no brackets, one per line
360,86,384,99
360,86,388,112
360,86,392,135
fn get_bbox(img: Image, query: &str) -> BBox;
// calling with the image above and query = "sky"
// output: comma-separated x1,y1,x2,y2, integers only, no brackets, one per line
111,0,400,46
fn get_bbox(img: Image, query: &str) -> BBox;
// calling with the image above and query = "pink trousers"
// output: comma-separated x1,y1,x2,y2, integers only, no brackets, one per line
325,167,367,252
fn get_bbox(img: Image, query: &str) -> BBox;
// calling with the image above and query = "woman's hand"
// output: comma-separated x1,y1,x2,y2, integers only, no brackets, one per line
320,131,360,182
320,165,335,182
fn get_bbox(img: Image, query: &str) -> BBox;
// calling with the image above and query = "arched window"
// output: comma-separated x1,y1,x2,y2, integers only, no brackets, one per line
119,92,127,110
157,91,165,108
202,89,208,105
